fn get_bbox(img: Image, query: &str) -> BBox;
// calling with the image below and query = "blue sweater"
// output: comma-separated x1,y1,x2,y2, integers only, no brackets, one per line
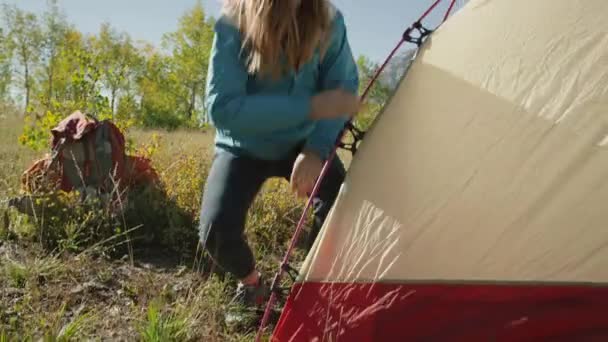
204,8,359,161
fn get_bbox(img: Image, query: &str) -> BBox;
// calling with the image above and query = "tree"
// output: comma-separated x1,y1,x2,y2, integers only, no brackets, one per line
162,0,214,123
0,27,13,102
93,23,140,118
19,29,119,151
38,0,69,109
137,47,185,128
61,35,107,114
355,55,392,130
2,4,43,112
381,49,416,90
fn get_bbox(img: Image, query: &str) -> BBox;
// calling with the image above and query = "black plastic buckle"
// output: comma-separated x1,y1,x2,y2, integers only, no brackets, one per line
338,121,366,156
282,263,300,283
403,21,434,46
269,263,300,298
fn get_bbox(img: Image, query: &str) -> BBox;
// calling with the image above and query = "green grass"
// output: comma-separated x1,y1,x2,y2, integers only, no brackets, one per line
4,260,27,288
0,106,315,340
139,299,189,342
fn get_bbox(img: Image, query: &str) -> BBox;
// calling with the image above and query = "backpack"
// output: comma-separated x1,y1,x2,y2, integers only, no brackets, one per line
22,111,159,198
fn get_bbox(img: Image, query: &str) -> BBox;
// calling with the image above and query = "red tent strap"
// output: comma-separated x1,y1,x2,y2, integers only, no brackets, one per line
255,1,458,340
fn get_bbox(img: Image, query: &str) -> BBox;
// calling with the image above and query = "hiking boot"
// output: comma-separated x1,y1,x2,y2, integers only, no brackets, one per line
225,275,271,329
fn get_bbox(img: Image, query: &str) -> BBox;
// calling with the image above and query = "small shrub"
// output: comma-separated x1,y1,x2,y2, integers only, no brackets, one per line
4,261,28,288
139,298,188,342
0,209,13,240
137,275,252,341
1,255,65,290
247,178,305,255
7,191,122,252
121,183,199,259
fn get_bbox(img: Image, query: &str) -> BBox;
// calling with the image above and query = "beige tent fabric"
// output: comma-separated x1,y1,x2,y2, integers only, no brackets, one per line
300,0,608,284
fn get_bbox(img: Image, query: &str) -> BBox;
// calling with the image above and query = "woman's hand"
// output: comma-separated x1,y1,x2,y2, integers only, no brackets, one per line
290,149,323,199
310,89,360,120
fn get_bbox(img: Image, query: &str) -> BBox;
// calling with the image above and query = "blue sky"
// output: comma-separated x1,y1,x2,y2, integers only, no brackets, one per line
2,0,463,62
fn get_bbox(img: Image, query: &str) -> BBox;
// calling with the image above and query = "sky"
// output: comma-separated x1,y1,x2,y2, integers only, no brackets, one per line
1,0,464,62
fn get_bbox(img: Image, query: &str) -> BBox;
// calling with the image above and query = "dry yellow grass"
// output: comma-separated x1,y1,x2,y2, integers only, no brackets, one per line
0,113,39,200
0,111,319,340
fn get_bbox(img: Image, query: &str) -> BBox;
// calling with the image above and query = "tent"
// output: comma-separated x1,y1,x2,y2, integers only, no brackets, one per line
268,0,608,340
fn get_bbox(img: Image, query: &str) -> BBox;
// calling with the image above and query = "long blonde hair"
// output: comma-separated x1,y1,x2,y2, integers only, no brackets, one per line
223,0,333,79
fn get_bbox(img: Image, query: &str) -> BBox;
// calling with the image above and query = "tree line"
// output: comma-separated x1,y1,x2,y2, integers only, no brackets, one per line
0,0,406,149
1,0,214,131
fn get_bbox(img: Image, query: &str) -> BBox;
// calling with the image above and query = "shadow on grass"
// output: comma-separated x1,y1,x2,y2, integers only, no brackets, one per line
4,182,225,280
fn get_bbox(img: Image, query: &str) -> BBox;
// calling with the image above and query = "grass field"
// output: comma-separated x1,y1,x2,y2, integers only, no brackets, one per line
0,110,322,341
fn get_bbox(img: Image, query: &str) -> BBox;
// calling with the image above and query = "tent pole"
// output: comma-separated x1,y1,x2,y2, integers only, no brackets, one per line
443,0,458,23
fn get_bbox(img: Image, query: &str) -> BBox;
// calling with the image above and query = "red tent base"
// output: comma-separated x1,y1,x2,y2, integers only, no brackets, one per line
272,281,608,341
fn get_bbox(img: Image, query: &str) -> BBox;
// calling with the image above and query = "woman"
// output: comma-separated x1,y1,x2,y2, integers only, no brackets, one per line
200,0,360,324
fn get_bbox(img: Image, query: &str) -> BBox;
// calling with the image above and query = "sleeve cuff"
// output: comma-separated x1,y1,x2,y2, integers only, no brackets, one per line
304,136,334,161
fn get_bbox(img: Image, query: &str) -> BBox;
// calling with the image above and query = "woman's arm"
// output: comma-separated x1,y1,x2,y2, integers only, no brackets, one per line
205,18,313,135
303,11,360,160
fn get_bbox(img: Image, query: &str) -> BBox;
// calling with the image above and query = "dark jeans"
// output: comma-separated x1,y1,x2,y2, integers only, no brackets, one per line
198,146,345,279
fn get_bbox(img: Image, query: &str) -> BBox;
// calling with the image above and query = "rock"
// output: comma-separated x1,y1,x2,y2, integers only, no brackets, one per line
2,287,25,297
70,280,110,295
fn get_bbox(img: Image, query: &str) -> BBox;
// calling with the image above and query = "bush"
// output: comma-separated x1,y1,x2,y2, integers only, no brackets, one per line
6,122,312,280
